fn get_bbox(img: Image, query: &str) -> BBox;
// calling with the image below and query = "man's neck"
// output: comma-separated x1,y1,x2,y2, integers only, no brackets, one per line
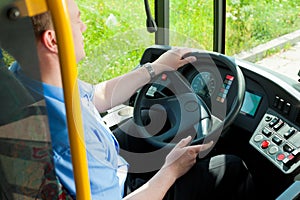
39,54,63,88
40,65,63,88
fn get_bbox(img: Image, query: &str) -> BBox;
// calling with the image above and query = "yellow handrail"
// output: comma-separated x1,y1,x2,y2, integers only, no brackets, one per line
46,0,91,199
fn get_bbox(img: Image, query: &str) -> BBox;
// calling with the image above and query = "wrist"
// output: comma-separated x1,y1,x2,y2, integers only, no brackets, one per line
151,62,164,75
143,62,156,79
160,164,178,182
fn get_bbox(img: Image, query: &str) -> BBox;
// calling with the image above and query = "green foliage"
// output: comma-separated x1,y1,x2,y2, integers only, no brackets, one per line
77,0,300,82
1,0,299,82
226,0,300,55
1,49,14,67
169,0,214,50
77,0,154,83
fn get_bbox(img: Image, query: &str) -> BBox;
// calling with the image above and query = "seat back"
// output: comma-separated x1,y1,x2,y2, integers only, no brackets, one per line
0,1,73,198
0,63,73,199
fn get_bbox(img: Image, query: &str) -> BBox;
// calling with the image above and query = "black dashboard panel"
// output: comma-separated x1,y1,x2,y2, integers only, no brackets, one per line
140,45,300,128
232,70,268,132
235,59,300,174
250,110,300,174
235,59,300,129
139,45,300,175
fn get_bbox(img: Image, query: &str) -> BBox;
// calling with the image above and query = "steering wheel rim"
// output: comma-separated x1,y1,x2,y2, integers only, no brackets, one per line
133,51,245,148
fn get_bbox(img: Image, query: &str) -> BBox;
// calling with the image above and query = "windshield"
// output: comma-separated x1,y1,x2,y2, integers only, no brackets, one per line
0,0,299,199
76,0,300,82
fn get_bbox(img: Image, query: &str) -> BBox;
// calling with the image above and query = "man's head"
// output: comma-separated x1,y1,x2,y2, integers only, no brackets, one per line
31,11,53,40
31,0,87,63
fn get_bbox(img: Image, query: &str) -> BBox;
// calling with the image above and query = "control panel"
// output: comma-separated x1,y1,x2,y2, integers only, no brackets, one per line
250,110,300,174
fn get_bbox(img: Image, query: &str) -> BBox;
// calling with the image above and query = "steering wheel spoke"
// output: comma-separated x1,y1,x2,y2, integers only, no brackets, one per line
139,95,178,111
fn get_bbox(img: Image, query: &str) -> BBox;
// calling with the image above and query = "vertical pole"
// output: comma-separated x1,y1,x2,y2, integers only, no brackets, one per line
213,0,226,54
46,0,91,199
155,0,169,45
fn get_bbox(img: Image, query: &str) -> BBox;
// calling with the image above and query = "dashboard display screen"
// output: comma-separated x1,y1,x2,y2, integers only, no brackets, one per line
240,91,262,117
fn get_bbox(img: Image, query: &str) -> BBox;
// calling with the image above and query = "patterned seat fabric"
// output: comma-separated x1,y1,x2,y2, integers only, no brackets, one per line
0,63,73,199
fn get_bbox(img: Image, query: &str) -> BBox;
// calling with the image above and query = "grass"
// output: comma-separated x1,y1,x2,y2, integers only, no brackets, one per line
258,42,292,62
226,0,300,55
77,0,152,83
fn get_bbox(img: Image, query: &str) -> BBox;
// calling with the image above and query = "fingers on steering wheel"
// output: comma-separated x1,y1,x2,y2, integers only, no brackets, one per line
176,136,192,148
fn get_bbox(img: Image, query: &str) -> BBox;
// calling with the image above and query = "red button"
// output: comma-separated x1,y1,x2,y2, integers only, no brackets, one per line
161,73,167,81
226,75,234,81
277,153,285,161
261,140,270,149
288,154,295,160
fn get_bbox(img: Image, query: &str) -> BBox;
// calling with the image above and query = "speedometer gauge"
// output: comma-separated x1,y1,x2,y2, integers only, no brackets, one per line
191,72,215,97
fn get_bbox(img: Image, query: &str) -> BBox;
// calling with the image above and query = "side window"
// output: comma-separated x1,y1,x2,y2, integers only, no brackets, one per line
226,0,300,55
169,0,214,51
78,0,155,83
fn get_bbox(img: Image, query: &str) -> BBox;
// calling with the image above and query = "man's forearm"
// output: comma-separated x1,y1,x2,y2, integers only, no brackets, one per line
123,167,176,200
94,65,154,112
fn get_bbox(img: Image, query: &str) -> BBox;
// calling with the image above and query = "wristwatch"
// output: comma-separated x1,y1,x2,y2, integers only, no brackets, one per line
143,62,156,79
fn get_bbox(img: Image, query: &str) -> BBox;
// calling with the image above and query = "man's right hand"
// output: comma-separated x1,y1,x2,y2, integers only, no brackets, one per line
162,136,213,180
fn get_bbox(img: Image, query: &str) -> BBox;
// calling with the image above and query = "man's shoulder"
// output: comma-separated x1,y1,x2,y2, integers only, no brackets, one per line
8,61,20,73
78,79,94,98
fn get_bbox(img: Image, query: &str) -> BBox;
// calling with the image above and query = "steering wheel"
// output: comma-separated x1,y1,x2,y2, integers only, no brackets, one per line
133,51,245,148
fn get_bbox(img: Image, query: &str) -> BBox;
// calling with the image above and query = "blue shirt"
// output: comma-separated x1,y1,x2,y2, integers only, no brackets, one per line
10,63,128,199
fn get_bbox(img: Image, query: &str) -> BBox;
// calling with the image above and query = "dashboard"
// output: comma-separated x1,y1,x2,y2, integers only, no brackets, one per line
235,59,300,174
101,45,300,199
191,59,300,174
190,71,216,98
138,45,300,175
140,46,300,127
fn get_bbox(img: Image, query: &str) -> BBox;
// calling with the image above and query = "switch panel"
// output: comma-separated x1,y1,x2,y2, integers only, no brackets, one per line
250,110,300,174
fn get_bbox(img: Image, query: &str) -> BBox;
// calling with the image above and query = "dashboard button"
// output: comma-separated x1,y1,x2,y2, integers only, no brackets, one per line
268,146,279,155
273,119,284,131
283,143,294,153
292,149,300,157
269,117,279,127
282,154,296,167
262,128,272,137
272,135,282,145
273,96,280,107
283,102,291,115
261,140,270,149
254,134,264,142
278,99,284,110
265,115,272,122
276,153,285,161
284,128,296,139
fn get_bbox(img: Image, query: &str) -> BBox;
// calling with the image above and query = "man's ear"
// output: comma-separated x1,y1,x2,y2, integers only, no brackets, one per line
41,30,58,53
